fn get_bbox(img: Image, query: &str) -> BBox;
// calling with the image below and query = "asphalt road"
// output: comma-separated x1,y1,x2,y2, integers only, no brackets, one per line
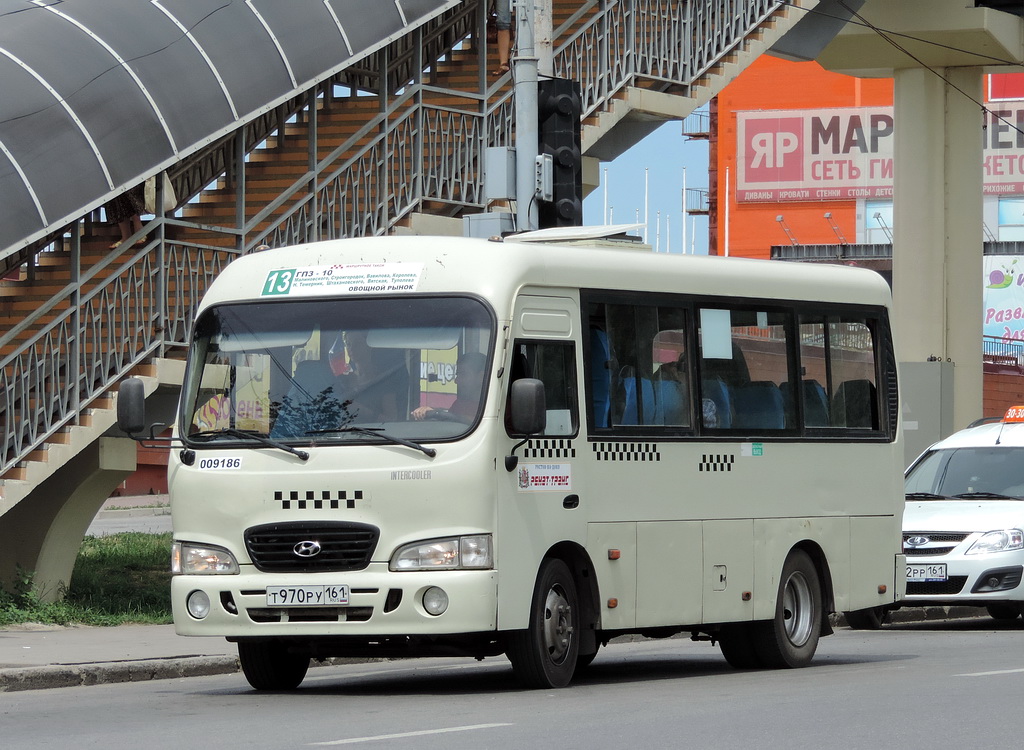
2,617,1022,749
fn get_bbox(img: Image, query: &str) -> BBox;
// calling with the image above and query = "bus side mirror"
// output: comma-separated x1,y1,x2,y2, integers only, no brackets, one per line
117,377,147,435
510,378,546,435
505,379,545,471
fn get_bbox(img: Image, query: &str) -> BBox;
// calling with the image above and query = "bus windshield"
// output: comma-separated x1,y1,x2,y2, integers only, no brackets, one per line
181,295,494,445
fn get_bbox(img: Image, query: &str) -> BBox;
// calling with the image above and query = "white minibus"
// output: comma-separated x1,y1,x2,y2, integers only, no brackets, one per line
119,233,905,689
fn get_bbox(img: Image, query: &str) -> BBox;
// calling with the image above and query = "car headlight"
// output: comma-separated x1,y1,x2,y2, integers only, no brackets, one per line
171,541,239,574
390,535,492,571
966,529,1024,555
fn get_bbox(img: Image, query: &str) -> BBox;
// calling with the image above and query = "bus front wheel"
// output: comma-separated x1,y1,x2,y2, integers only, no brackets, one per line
506,558,580,688
753,549,822,668
238,640,310,690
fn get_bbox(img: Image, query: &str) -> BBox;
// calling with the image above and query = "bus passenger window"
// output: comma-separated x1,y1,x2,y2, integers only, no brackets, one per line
698,307,792,432
799,315,880,431
594,302,691,429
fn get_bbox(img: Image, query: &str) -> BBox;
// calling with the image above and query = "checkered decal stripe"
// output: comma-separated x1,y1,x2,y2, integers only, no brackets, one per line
699,454,735,472
275,490,363,510
523,439,576,459
592,442,661,462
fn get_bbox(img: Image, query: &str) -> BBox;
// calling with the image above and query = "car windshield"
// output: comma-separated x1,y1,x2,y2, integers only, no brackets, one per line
181,296,494,446
905,446,1024,499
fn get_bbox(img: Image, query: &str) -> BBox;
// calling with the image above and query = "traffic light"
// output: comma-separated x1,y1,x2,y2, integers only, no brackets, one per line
537,78,582,228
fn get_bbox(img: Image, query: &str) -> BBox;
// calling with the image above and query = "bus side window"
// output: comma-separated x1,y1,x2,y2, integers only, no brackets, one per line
797,314,882,431
598,302,690,429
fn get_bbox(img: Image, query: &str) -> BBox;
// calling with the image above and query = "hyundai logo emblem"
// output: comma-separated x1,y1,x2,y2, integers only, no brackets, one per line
905,536,930,547
293,540,322,558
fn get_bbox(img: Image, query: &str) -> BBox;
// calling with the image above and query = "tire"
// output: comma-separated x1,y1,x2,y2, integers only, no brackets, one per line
575,643,600,671
506,558,580,688
238,640,310,690
844,606,888,630
718,623,762,669
753,549,822,669
986,603,1022,621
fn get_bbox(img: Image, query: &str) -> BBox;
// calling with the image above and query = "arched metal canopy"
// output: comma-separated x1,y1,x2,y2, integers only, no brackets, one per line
0,0,459,256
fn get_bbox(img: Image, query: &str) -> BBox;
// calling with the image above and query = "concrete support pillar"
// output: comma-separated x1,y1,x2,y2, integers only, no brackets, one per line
0,438,137,602
893,66,983,431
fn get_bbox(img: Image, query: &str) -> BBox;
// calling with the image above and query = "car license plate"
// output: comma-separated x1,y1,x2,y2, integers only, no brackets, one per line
906,563,947,582
266,584,350,607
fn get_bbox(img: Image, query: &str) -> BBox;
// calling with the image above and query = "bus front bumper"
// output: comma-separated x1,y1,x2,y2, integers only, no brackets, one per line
171,567,499,638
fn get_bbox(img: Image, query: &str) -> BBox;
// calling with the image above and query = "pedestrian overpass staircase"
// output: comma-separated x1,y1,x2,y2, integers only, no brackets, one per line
0,0,821,598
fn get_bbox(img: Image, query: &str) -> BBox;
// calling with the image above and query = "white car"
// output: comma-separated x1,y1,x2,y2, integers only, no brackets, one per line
898,408,1024,622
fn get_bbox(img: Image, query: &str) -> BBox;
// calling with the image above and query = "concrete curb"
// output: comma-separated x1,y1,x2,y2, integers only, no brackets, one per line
0,655,240,692
96,506,171,519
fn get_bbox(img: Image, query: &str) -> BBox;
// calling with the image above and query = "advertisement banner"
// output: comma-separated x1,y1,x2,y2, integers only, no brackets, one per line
737,106,1024,202
984,256,1024,341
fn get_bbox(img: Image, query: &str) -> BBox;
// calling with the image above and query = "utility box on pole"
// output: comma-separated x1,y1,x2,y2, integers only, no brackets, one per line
900,359,955,468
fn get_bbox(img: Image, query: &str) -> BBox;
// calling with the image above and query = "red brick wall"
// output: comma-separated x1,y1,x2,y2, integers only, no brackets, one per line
983,370,1024,419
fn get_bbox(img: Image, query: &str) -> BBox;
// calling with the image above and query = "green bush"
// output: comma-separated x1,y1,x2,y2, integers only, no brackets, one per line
0,533,173,627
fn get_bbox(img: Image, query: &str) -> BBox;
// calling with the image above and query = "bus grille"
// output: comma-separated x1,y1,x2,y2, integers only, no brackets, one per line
244,521,379,572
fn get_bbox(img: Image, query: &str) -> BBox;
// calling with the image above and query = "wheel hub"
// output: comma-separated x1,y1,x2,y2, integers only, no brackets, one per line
543,584,574,663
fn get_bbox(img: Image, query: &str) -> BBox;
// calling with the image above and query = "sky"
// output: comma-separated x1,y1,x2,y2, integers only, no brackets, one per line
582,120,711,255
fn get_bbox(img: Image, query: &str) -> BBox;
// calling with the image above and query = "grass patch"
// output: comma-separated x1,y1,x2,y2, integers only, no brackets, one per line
0,532,173,627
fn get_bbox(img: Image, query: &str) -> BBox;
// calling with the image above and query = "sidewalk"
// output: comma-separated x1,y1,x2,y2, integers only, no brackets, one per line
0,623,240,692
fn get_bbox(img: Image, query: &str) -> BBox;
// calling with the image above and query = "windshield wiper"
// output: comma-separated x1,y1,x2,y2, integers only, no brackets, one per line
904,492,951,500
189,428,309,461
308,426,436,458
952,491,1020,500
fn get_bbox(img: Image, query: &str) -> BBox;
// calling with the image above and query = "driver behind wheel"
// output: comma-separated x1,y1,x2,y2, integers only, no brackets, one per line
411,351,486,421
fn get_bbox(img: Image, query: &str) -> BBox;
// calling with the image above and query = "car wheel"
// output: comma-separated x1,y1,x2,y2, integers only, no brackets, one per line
506,558,579,688
238,640,310,690
753,549,822,668
844,606,889,630
986,603,1022,621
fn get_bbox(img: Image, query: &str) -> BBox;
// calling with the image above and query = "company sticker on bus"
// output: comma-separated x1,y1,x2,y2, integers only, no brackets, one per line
517,463,572,492
261,263,424,297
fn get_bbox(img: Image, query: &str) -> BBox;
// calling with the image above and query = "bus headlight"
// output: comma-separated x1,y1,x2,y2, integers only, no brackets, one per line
390,535,492,571
172,541,240,574
967,529,1024,555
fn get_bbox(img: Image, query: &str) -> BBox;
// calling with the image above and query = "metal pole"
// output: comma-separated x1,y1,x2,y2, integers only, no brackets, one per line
603,167,608,224
724,166,730,257
534,0,553,77
682,166,687,254
515,0,539,231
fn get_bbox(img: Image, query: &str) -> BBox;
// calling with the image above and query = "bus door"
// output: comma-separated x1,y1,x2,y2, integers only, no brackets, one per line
496,294,586,630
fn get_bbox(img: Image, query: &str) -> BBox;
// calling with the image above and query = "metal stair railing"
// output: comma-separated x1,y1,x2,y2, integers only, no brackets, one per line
1,0,786,478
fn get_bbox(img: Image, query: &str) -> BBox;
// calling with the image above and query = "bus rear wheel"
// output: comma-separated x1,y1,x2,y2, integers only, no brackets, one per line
753,549,822,668
238,640,310,690
506,558,579,688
